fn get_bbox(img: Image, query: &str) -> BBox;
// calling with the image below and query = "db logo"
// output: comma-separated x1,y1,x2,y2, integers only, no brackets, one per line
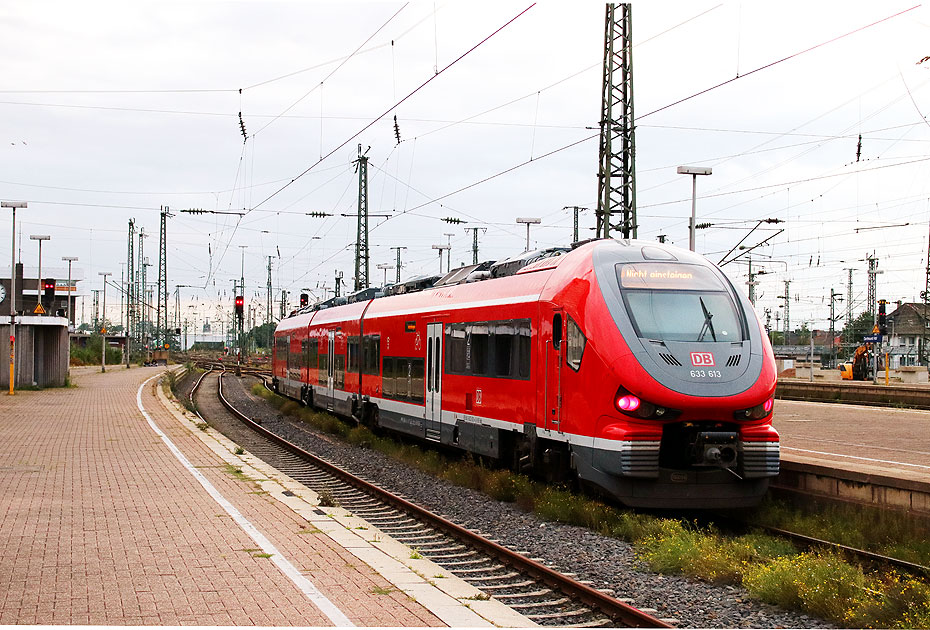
690,352,715,367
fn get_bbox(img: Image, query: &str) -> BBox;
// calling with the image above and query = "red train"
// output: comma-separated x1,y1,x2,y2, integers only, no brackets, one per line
272,239,778,508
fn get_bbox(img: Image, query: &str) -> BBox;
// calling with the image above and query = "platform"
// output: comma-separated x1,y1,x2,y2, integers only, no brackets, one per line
774,399,930,516
0,365,532,626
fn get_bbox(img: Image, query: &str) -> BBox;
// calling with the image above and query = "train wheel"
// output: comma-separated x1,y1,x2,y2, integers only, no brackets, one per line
362,404,381,430
512,434,535,474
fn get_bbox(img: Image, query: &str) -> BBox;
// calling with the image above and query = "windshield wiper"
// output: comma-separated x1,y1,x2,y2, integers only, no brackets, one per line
697,297,717,342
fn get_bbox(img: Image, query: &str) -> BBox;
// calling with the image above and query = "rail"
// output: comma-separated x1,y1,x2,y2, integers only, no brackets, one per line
212,370,671,628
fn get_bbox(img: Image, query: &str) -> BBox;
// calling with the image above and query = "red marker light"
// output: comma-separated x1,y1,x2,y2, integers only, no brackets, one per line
616,394,641,412
763,398,774,413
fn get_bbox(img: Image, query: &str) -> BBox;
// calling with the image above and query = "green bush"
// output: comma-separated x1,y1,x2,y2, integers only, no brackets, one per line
743,552,868,621
70,336,121,366
638,521,793,584
848,573,930,628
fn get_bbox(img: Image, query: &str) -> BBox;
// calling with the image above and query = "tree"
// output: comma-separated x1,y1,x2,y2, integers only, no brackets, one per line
839,311,874,360
249,322,276,350
796,323,811,345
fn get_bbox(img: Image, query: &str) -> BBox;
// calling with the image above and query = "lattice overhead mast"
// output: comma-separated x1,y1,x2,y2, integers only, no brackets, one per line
156,206,172,346
923,222,930,365
127,219,135,342
354,145,370,292
596,3,637,239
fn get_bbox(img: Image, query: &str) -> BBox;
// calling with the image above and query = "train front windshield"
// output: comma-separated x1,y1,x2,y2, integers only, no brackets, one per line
617,263,744,343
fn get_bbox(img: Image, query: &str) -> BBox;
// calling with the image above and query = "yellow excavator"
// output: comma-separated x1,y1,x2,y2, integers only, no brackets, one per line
840,345,870,380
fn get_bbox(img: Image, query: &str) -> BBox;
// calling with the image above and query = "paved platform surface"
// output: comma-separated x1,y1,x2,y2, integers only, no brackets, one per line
0,366,527,626
774,399,930,485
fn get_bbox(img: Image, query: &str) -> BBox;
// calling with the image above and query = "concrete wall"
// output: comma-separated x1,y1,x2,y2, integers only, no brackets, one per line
0,316,70,388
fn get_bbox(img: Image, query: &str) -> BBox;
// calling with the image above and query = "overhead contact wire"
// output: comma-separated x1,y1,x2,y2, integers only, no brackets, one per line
253,3,409,137
640,4,919,119
250,3,536,214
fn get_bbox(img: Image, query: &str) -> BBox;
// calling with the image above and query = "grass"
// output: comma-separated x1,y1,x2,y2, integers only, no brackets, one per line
371,586,395,595
249,382,930,628
297,526,322,535
747,496,930,566
223,463,250,481
317,488,340,507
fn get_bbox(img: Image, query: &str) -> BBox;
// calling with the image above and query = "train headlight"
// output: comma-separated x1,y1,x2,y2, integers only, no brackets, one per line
614,387,678,419
735,397,774,420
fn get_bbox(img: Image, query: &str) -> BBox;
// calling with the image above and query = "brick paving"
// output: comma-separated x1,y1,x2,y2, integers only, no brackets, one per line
0,366,445,626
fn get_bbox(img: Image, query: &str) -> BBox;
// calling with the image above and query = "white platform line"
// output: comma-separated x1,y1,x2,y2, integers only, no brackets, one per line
137,374,354,627
783,446,930,471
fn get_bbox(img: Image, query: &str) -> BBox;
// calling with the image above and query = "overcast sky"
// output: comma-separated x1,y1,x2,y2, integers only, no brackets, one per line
2,0,929,333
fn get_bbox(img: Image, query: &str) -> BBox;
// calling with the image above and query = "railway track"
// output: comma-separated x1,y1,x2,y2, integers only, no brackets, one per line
232,369,930,580
190,368,672,629
181,366,930,628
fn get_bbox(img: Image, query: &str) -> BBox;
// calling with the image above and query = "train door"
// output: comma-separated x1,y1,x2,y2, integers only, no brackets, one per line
545,310,564,432
326,330,335,411
425,322,443,441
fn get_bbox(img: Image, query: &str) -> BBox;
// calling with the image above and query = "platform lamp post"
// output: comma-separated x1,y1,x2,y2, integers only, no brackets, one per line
677,166,712,251
431,244,450,275
62,256,77,330
2,201,26,395
516,217,541,252
99,271,111,372
30,235,50,311
376,262,393,286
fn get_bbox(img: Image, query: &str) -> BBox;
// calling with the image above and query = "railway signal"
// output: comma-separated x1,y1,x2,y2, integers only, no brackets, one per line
42,278,55,310
234,295,244,323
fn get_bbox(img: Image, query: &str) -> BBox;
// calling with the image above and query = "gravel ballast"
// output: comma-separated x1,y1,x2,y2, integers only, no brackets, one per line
215,374,833,629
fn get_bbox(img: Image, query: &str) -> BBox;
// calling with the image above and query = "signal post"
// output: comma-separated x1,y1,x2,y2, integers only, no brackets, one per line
234,292,243,376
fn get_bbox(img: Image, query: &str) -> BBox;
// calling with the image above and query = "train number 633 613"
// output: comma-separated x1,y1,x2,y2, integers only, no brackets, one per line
690,369,722,378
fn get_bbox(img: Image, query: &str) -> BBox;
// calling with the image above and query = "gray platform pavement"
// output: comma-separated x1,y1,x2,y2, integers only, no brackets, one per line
774,399,930,485
0,365,532,627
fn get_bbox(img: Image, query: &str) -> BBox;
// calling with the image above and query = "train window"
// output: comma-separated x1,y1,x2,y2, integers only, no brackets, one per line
308,338,319,368
445,324,467,374
566,317,586,371
517,322,531,378
362,335,380,375
410,358,425,403
334,354,345,388
382,357,395,398
318,350,328,385
553,314,563,349
347,336,360,372
624,291,742,342
469,325,489,375
392,359,410,400
493,330,513,377
427,338,433,392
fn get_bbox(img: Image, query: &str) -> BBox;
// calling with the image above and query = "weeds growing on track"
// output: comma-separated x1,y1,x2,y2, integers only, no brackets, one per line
249,382,930,628
748,497,930,566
